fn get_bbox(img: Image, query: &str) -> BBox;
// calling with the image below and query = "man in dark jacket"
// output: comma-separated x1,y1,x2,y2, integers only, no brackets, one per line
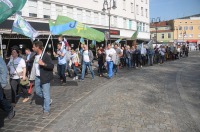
31,41,54,119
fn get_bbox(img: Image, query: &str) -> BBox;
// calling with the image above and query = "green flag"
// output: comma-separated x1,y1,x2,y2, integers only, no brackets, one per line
131,27,139,40
0,0,27,24
49,15,105,42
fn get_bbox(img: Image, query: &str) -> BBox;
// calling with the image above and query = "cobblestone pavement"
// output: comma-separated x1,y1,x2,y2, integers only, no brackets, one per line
0,51,200,132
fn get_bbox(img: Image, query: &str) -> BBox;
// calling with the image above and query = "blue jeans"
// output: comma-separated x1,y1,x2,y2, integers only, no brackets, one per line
72,64,78,77
35,76,51,112
57,63,66,82
113,64,118,73
107,61,114,78
81,62,94,80
126,58,131,68
148,54,154,65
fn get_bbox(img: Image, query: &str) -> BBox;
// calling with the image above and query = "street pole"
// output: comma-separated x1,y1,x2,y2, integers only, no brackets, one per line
102,0,117,46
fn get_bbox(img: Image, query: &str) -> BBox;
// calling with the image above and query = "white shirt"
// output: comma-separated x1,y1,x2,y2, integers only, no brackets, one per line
34,54,41,76
83,50,90,62
7,57,26,79
105,48,116,61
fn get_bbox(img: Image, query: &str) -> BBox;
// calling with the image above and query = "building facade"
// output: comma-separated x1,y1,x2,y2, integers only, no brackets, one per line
150,21,174,43
172,18,200,44
0,0,150,42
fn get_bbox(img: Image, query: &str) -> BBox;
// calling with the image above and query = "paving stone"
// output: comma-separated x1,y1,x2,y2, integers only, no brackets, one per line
1,52,200,132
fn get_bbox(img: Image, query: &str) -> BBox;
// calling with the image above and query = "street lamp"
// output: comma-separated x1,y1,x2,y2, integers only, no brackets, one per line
151,17,161,44
102,0,117,46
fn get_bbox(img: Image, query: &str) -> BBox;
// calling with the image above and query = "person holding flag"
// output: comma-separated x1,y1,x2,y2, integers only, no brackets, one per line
30,41,54,119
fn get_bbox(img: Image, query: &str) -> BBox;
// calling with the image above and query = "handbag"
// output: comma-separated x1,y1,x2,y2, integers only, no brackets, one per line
20,78,29,86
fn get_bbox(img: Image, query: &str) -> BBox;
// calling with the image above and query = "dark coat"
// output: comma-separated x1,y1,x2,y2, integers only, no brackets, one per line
40,53,54,84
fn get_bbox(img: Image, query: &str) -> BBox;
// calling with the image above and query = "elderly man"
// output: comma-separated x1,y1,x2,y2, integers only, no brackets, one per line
80,45,94,81
105,44,116,79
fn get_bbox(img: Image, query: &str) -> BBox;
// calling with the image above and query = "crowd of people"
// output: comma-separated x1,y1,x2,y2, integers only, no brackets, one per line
0,35,193,120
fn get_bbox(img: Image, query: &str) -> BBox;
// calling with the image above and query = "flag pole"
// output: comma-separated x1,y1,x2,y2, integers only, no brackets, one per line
41,34,51,59
0,34,3,58
50,35,54,52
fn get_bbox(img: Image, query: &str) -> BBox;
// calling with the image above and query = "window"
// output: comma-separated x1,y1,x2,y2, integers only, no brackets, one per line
161,34,164,39
189,26,193,30
56,5,63,16
179,26,182,30
146,0,148,4
178,33,182,38
29,0,37,17
198,34,200,37
29,13,37,17
141,23,145,32
189,34,193,38
43,2,51,18
67,7,73,18
129,20,132,29
101,13,106,26
131,3,134,13
198,26,200,30
86,11,91,24
184,34,188,38
141,7,143,16
145,9,148,18
94,12,99,25
123,18,126,28
77,9,83,22
123,0,126,10
168,33,171,38
136,5,139,15
184,26,188,30
141,0,143,2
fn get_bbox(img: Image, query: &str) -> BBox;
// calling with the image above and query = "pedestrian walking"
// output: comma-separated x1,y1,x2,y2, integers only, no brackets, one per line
80,45,94,81
71,50,79,80
97,49,104,77
30,41,54,119
0,56,15,120
105,44,116,79
7,47,29,104
53,43,67,84
113,44,122,74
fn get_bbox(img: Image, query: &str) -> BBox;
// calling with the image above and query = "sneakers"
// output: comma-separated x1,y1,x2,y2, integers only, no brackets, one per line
42,112,50,119
7,107,15,120
22,97,30,103
50,99,52,105
141,65,143,68
73,76,79,80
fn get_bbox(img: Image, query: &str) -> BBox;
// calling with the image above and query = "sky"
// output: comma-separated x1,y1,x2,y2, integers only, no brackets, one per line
150,0,200,21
